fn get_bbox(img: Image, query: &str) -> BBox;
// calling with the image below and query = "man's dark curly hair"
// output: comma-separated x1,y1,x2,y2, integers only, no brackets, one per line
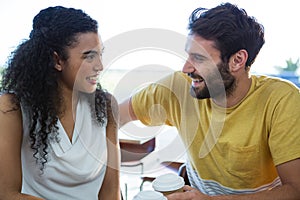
0,6,107,170
188,2,265,67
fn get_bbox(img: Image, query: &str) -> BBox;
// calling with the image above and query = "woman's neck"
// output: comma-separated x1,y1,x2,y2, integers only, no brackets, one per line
59,85,79,119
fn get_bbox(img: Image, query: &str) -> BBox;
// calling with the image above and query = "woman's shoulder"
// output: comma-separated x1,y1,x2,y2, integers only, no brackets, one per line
104,91,117,103
103,91,119,124
0,93,20,114
104,92,118,113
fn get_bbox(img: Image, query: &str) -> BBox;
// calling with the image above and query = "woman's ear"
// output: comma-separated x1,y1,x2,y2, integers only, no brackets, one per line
53,52,63,71
229,49,248,72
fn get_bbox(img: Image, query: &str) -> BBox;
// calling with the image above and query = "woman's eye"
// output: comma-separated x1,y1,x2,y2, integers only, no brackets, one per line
83,50,102,63
85,54,96,62
85,53,99,62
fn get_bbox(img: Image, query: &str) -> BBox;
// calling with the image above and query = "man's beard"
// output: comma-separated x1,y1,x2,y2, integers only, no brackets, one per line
190,61,236,99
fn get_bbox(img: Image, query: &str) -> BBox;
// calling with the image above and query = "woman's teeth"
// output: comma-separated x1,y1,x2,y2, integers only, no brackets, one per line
87,76,98,81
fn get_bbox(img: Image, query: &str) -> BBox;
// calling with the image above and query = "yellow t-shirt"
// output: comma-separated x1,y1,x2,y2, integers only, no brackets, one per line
132,71,300,191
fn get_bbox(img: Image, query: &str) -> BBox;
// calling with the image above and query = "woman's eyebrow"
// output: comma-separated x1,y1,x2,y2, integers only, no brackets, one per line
82,50,98,55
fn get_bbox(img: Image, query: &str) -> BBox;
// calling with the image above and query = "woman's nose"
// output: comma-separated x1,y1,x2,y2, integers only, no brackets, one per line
93,59,103,72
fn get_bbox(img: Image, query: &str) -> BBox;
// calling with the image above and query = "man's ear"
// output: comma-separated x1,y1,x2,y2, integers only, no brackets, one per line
53,52,63,71
229,49,248,72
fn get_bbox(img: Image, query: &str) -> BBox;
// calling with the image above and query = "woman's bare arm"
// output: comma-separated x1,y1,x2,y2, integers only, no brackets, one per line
98,93,121,200
0,94,43,200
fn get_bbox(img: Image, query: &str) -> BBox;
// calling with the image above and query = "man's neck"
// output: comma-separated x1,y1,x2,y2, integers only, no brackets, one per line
214,75,252,108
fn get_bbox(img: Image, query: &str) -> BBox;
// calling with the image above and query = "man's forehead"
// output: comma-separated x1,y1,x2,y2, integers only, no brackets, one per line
185,34,219,57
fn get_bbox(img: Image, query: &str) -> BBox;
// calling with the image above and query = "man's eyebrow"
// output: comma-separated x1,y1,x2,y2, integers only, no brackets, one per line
190,53,207,60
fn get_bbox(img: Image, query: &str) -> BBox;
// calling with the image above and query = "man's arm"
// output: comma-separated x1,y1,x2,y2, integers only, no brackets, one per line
119,97,137,127
167,159,300,200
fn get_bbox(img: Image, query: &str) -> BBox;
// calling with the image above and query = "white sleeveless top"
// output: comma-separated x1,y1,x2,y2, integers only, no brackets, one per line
21,96,107,200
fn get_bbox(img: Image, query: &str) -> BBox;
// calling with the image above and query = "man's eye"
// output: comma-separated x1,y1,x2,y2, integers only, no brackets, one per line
193,55,204,62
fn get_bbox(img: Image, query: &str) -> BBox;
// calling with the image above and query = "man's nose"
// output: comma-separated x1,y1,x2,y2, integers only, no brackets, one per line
182,59,195,73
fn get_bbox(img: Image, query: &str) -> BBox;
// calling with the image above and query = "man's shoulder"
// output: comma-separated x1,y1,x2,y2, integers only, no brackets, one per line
252,75,299,92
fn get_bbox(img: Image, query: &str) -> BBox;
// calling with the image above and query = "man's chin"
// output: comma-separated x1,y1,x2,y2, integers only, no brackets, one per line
190,87,210,99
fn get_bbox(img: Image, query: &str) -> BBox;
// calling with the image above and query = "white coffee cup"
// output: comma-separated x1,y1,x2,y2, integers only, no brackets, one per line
132,190,167,200
152,173,185,196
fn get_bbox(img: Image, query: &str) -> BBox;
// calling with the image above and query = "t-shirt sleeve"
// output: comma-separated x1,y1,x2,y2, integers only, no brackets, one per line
268,85,300,166
131,71,191,127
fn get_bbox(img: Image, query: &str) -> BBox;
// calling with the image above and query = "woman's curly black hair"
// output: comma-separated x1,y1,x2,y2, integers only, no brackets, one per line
0,6,107,171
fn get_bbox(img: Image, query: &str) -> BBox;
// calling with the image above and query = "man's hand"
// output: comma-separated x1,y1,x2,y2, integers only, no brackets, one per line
166,185,212,200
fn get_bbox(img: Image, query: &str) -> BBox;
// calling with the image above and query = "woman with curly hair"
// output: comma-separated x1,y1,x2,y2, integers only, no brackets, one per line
0,6,120,200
